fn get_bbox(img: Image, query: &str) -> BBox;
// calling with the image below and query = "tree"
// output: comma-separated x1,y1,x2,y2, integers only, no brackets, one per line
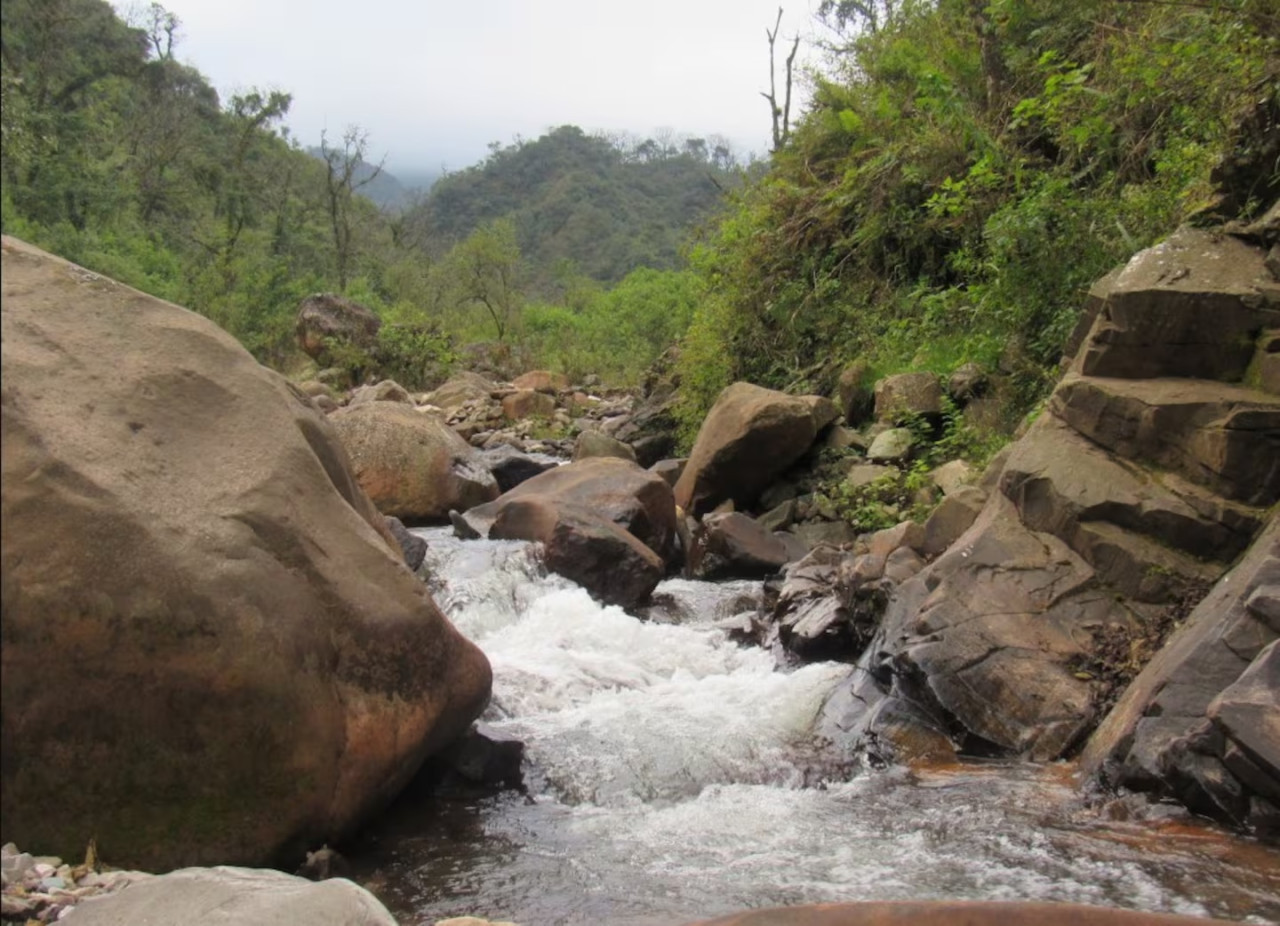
321,125,384,292
449,218,524,341
761,8,800,152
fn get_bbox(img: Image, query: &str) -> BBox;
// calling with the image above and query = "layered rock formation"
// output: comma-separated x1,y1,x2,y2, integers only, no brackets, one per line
0,238,492,869
817,226,1280,814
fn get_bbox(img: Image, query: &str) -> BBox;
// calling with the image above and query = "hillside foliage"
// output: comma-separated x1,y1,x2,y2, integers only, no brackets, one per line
674,0,1278,441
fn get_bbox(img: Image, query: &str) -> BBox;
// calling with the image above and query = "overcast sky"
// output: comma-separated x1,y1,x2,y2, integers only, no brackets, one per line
115,0,822,176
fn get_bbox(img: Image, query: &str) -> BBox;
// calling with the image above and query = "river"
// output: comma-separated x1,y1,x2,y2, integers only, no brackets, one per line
345,529,1280,926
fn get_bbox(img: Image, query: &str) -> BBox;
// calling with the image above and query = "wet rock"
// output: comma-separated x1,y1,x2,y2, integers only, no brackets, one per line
1083,516,1279,829
674,383,831,516
0,237,492,869
693,512,793,579
331,402,500,523
480,444,559,493
385,516,428,571
431,723,526,791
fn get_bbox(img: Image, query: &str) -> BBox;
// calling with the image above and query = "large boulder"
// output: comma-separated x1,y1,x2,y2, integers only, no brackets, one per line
873,372,943,424
423,372,498,414
295,292,381,362
1081,516,1279,831
674,383,835,517
1072,226,1280,381
457,456,678,606
63,866,397,926
0,237,492,869
329,403,499,523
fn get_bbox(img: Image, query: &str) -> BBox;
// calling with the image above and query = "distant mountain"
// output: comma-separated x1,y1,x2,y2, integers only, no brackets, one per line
403,125,744,284
305,148,423,212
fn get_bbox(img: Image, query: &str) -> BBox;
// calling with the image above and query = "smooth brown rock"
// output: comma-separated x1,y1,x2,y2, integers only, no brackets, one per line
491,497,664,607
424,372,498,413
0,237,491,869
347,379,413,407
694,512,793,579
330,403,499,523
573,429,637,463
674,383,828,516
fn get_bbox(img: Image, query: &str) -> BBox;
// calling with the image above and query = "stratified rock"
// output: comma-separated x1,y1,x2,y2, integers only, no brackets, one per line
874,372,943,424
63,866,397,926
675,383,830,516
573,429,637,463
295,292,381,361
1082,517,1279,830
0,237,491,869
330,403,499,523
1074,226,1280,381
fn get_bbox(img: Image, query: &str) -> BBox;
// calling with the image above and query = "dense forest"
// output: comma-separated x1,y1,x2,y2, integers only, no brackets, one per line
2,0,1276,450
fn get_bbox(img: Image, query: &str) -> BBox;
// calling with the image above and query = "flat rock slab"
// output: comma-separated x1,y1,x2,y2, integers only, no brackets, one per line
64,866,397,926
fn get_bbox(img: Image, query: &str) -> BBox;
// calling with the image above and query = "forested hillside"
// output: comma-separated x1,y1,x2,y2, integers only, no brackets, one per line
407,125,744,284
0,0,726,386
674,0,1278,440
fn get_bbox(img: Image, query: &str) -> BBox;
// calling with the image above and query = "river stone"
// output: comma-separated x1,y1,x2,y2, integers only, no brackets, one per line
694,512,792,579
491,497,664,607
0,237,492,869
330,402,499,523
295,292,381,362
425,372,498,413
1073,225,1280,381
63,866,397,926
674,383,829,516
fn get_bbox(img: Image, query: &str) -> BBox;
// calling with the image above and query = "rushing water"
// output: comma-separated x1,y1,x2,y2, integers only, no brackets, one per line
347,529,1280,926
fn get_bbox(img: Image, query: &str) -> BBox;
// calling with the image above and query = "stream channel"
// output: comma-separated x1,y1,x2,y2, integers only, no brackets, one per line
347,528,1280,926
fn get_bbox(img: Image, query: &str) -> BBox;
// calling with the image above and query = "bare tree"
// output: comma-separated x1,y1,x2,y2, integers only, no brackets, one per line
761,8,800,153
321,126,384,292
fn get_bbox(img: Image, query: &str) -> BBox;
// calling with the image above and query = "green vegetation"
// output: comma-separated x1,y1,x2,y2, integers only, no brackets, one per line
674,0,1277,441
3,0,1274,422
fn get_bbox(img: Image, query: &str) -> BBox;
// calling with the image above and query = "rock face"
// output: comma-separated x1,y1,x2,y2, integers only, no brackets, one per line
295,292,381,361
458,456,677,607
817,226,1280,785
1080,516,1279,832
329,403,499,523
0,238,492,869
63,866,398,926
674,383,835,517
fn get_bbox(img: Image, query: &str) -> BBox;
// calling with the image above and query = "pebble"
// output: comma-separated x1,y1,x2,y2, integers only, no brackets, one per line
0,842,152,922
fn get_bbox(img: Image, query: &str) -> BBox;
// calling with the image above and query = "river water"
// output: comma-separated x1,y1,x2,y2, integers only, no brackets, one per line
347,529,1280,926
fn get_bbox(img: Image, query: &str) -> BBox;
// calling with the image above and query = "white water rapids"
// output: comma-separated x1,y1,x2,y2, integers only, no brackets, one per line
347,529,1280,926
